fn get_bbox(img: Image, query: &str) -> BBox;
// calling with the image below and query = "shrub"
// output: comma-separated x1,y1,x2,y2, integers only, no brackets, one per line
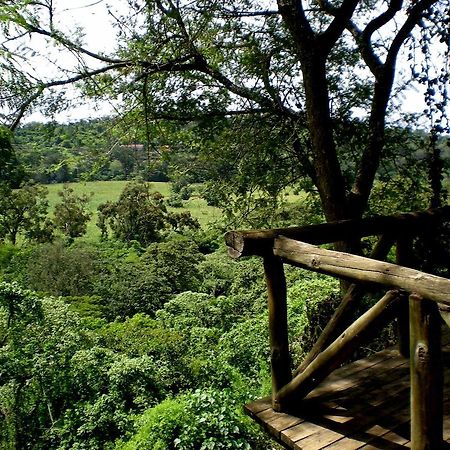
93,260,171,320
117,388,267,450
167,194,184,208
53,185,92,241
0,243,19,274
25,240,99,296
143,238,204,294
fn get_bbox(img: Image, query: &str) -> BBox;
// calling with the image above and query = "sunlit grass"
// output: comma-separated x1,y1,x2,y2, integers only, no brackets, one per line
46,181,222,241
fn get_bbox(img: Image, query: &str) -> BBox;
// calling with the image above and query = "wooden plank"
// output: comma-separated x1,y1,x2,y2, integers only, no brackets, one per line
276,291,401,409
310,381,411,447
281,421,326,447
312,347,399,385
258,408,281,423
294,427,347,449
267,414,304,437
247,329,450,450
272,361,410,448
273,237,450,305
324,397,411,449
244,397,271,415
250,358,412,448
264,254,291,409
293,393,410,449
306,348,407,401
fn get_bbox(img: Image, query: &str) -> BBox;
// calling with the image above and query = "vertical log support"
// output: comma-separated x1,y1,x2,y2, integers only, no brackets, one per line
263,255,291,411
409,293,443,450
396,237,414,357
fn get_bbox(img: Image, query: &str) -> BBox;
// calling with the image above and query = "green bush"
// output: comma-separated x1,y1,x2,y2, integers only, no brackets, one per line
218,314,269,383
367,176,431,216
93,260,171,320
117,388,267,450
25,240,100,296
167,194,184,208
64,295,107,321
143,238,204,294
116,397,185,450
0,243,19,274
286,271,340,366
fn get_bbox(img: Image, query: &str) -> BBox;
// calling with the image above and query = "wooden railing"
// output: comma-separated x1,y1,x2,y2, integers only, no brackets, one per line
225,206,450,450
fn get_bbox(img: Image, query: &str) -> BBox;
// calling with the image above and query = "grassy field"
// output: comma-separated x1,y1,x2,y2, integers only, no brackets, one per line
46,181,222,241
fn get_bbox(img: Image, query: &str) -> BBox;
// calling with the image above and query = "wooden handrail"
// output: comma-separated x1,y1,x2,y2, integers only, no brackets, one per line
273,237,450,305
225,206,450,258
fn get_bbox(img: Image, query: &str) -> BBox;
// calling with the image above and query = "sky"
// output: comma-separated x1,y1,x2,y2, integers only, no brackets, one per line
24,0,120,122
8,0,448,127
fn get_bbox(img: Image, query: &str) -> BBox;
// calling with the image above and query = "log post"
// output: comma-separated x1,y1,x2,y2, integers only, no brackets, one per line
409,293,443,450
263,254,291,411
396,236,414,357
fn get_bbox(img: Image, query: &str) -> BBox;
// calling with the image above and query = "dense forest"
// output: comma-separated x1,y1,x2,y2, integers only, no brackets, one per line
1,116,448,448
1,127,346,448
13,120,169,184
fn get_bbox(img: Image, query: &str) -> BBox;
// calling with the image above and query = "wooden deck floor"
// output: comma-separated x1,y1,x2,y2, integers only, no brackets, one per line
246,340,450,449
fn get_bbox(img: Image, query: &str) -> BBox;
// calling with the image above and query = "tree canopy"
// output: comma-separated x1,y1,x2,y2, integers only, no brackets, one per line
0,0,449,221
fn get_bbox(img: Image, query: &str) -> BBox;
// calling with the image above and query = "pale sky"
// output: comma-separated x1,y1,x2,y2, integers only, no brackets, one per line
24,0,121,122
10,0,448,127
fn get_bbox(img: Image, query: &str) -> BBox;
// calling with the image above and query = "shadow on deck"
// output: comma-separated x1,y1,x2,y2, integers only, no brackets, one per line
246,339,450,449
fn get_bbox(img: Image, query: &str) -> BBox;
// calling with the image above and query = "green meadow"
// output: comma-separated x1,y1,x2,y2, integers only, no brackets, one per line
46,181,222,240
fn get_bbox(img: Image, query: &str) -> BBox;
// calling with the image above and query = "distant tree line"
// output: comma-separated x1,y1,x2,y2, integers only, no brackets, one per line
13,120,172,184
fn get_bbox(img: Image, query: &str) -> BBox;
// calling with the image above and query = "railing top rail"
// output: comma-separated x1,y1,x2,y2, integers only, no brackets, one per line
225,206,450,259
274,237,450,304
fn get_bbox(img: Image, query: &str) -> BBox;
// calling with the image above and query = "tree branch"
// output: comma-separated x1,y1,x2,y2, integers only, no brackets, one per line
25,24,127,65
346,21,382,75
318,0,359,55
9,61,129,130
277,0,314,45
218,8,279,18
386,0,437,68
350,0,440,216
138,108,272,122
363,0,403,42
198,57,299,119
261,51,286,111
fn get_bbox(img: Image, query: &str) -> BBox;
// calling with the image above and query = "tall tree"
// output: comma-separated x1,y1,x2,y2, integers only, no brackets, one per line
53,185,92,242
0,125,24,187
0,0,448,222
0,184,52,245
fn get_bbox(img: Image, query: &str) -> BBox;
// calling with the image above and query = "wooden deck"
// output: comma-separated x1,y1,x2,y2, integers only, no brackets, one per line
246,339,450,449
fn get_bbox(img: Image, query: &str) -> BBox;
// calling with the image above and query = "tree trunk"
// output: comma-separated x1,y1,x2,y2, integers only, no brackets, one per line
350,70,394,217
301,54,349,223
277,1,350,224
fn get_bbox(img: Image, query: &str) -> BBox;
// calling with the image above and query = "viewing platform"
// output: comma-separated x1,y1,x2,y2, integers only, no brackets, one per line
226,207,450,450
246,335,450,449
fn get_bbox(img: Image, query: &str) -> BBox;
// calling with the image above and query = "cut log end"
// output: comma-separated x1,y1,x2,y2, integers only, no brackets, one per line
225,231,245,258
